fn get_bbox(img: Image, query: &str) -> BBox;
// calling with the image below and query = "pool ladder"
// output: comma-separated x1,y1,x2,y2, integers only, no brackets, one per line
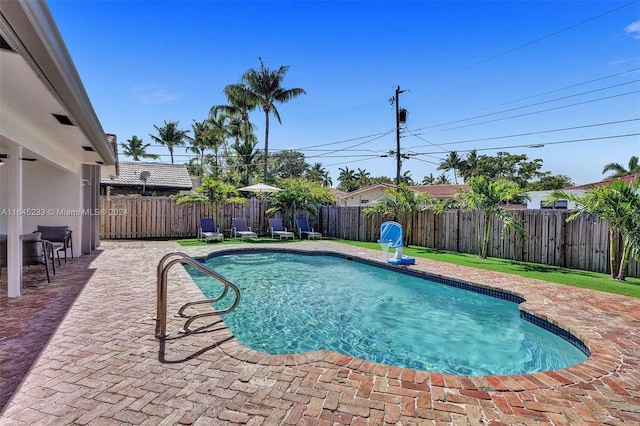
155,252,240,338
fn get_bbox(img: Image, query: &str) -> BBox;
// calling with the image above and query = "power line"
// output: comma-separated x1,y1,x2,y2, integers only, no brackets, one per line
406,117,640,149
456,0,639,72
409,133,640,156
414,80,640,131
428,90,640,133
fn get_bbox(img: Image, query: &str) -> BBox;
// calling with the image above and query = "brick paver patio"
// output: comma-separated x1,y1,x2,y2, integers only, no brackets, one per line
1,240,639,425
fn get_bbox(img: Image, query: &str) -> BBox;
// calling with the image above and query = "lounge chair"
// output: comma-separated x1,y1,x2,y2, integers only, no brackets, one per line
198,218,223,242
296,218,322,240
37,225,72,266
232,218,257,240
268,218,295,240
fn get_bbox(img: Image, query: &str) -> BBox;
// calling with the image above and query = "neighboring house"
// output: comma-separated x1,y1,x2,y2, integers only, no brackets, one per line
101,162,192,196
329,188,348,206
0,1,117,297
526,174,640,209
338,183,470,206
409,184,470,200
339,183,395,206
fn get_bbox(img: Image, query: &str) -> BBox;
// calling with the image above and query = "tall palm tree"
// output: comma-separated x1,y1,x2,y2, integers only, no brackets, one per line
400,171,414,185
452,176,528,259
437,151,463,184
602,155,640,178
240,58,306,182
120,135,159,161
149,120,190,164
186,120,215,182
435,173,451,185
207,110,231,179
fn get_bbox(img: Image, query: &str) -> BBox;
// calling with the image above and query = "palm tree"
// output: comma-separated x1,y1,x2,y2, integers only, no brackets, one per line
422,173,436,185
338,166,358,192
232,137,260,186
435,173,451,185
363,183,434,246
306,162,332,187
354,168,371,186
437,151,463,184
400,171,414,185
186,120,215,182
207,110,231,179
120,135,159,161
602,155,640,178
547,177,640,280
459,149,479,182
176,176,247,227
239,58,306,182
149,120,190,164
453,176,528,259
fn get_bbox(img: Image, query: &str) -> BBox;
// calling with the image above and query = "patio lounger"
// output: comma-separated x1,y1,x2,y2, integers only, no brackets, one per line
268,218,295,240
296,218,322,240
232,218,257,239
198,218,224,242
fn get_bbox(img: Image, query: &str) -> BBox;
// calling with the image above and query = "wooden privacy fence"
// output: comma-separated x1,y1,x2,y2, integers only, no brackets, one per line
99,196,638,278
318,205,639,278
99,196,267,239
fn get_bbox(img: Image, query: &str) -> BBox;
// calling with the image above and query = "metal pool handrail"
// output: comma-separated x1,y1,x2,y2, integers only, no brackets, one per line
156,252,240,338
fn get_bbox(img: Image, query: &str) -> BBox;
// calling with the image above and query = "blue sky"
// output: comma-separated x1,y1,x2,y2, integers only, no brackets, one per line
48,0,639,186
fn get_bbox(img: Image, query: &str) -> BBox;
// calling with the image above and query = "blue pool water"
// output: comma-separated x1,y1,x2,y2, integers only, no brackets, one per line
187,251,588,376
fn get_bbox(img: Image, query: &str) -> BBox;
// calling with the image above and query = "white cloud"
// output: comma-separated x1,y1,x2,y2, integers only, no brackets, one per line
624,20,640,39
131,85,179,105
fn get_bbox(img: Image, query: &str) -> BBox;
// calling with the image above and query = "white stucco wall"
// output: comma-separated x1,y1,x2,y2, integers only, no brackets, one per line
21,160,83,255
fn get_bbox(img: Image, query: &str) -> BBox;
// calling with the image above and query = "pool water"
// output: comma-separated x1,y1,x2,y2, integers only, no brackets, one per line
187,251,588,376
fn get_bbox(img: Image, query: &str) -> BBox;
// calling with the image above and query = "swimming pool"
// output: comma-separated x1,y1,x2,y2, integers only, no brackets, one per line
187,249,589,376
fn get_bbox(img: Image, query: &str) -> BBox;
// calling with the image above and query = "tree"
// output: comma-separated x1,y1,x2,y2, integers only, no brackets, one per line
238,58,306,182
354,168,371,186
363,184,434,246
176,176,247,226
422,173,436,185
400,171,414,185
458,149,479,182
207,109,232,179
120,135,159,161
337,166,358,192
306,162,332,187
602,155,640,178
269,150,309,179
435,173,451,185
547,177,640,280
149,120,190,164
186,120,216,181
231,137,260,186
266,178,335,230
437,151,463,184
526,174,573,191
452,176,528,259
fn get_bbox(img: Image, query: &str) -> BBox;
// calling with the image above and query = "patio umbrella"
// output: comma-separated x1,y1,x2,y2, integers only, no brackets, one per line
237,183,282,193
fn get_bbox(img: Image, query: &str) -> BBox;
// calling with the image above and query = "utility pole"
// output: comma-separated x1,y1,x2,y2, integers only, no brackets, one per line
392,85,407,185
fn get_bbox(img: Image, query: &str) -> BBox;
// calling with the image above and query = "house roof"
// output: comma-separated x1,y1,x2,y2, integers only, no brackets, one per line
409,184,470,198
101,162,192,189
565,174,639,190
340,183,395,198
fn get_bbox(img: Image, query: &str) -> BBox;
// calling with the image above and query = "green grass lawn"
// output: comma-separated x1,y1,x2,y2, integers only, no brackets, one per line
336,240,640,299
174,237,640,298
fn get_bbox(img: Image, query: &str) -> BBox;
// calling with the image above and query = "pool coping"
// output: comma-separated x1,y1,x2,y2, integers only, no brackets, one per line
187,245,621,391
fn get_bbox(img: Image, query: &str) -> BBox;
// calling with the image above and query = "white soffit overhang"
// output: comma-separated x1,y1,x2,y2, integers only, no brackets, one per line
0,0,117,173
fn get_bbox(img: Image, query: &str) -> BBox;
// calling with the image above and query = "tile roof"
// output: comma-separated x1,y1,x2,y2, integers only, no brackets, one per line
565,174,639,190
409,184,470,198
100,161,192,189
